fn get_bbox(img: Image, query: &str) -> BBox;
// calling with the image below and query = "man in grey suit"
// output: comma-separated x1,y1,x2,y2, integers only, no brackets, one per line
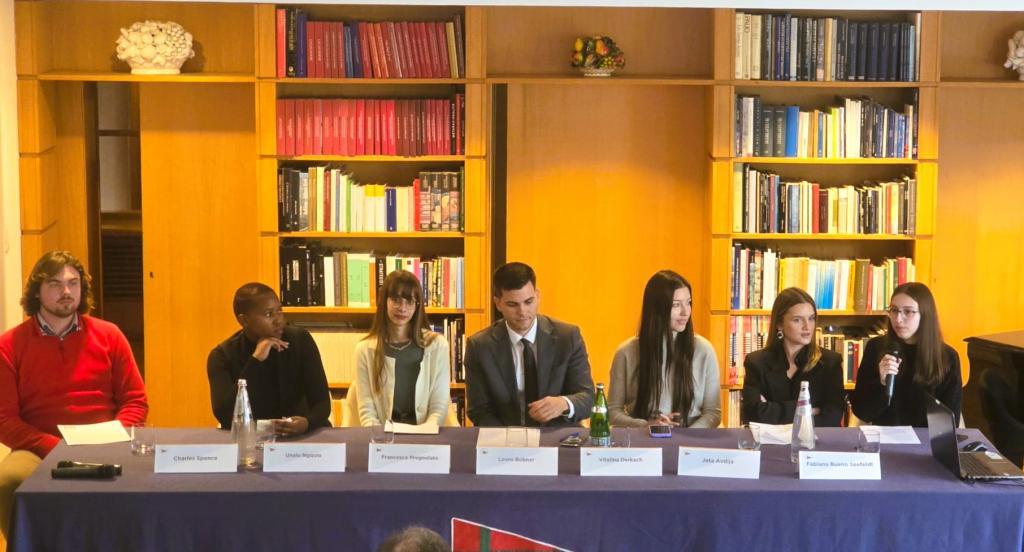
465,262,595,427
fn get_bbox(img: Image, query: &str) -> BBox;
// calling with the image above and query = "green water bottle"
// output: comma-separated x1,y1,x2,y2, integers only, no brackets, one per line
589,383,610,447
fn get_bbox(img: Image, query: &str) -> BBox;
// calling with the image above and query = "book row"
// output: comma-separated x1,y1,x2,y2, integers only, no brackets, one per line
735,94,917,159
734,12,921,82
278,167,464,233
276,8,465,79
276,96,465,157
309,316,466,387
732,166,917,235
730,245,916,311
726,315,885,385
279,245,464,308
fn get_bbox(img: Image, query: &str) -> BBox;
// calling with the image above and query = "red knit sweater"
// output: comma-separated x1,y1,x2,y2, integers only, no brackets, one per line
0,315,148,457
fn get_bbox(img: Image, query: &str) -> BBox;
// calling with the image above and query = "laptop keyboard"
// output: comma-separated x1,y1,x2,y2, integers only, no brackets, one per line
960,453,1006,478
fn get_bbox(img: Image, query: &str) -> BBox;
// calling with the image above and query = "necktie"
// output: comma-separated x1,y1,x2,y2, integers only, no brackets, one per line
523,338,539,408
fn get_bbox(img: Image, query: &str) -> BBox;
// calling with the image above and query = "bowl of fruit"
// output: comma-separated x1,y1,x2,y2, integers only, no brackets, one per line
572,36,625,77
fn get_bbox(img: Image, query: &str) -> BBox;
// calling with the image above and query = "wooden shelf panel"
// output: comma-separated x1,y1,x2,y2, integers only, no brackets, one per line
724,233,917,241
268,155,467,163
268,78,474,85
279,232,464,239
732,79,933,88
728,157,919,165
35,71,254,83
722,310,888,316
939,78,1024,89
486,74,714,86
722,383,855,391
284,307,464,315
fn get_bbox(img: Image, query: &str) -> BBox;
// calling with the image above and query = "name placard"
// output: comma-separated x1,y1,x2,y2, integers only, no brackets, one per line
677,447,761,479
580,447,662,476
798,451,881,480
368,444,451,474
263,443,346,473
476,447,558,476
154,444,238,473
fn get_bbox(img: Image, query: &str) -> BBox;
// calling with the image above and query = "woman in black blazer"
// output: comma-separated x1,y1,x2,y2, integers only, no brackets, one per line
741,287,845,427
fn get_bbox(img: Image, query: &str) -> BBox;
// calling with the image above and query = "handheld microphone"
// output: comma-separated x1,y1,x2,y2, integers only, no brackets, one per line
51,464,118,479
884,342,902,407
57,460,123,476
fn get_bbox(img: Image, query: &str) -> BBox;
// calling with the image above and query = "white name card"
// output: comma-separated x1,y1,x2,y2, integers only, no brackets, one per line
154,444,238,473
476,447,558,476
798,451,881,480
263,443,346,473
368,444,451,474
580,447,662,476
677,447,761,479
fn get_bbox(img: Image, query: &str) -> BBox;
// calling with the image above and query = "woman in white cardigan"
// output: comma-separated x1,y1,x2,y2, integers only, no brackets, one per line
608,270,721,428
354,270,451,427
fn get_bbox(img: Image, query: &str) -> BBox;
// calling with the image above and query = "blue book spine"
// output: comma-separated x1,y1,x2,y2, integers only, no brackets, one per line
296,12,307,77
731,244,740,310
817,112,825,158
386,188,397,232
343,24,354,78
350,22,363,78
784,105,799,157
787,184,800,233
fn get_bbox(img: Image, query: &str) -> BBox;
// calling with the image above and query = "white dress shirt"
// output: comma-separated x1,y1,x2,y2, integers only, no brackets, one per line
505,319,575,424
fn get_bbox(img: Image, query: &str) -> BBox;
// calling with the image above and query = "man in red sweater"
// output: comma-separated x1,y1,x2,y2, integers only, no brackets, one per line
0,250,148,539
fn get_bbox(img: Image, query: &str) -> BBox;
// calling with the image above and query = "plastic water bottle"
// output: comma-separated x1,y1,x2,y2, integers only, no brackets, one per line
231,379,257,468
790,380,815,463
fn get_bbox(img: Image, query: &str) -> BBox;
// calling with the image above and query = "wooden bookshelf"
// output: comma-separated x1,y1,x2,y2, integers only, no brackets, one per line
14,4,1024,430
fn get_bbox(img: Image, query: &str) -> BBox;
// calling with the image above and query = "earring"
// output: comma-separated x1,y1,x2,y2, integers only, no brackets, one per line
776,330,784,340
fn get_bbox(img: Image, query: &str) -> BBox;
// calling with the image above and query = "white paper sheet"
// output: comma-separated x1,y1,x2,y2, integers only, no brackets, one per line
57,420,130,445
392,420,440,435
859,425,921,444
748,422,793,445
476,427,540,447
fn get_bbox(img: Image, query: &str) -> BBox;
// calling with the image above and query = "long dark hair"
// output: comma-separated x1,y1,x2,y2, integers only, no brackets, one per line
363,270,435,395
630,270,695,423
21,250,94,316
765,287,822,371
887,282,948,389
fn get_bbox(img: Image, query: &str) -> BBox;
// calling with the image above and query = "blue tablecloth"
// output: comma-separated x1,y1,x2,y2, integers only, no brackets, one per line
11,427,1024,551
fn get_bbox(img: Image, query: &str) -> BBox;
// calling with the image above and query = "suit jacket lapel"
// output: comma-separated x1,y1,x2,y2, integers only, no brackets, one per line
534,316,555,397
490,323,520,417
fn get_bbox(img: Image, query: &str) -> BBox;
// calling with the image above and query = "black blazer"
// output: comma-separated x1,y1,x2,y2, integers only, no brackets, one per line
465,315,594,427
207,325,331,430
741,347,845,427
851,335,962,427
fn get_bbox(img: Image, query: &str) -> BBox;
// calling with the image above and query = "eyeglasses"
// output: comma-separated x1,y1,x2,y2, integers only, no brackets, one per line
387,296,418,308
887,307,919,319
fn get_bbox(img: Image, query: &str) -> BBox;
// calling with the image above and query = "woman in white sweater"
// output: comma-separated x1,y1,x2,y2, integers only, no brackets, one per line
608,270,721,428
354,270,451,427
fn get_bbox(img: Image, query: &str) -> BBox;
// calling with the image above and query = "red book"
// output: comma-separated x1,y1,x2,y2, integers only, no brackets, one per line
422,22,440,78
312,99,323,155
410,22,427,78
316,22,326,78
320,99,332,155
338,99,350,156
358,22,374,79
305,21,316,78
331,99,342,155
396,100,406,157
373,23,390,79
811,183,820,233
276,98,287,154
369,23,385,78
396,22,414,78
294,99,305,155
440,99,448,155
305,99,316,155
455,94,462,155
435,23,451,79
336,22,347,78
355,99,366,156
324,23,335,79
276,9,286,78
417,99,425,156
412,177,421,230
384,22,402,79
285,99,296,156
367,99,377,156
386,99,397,156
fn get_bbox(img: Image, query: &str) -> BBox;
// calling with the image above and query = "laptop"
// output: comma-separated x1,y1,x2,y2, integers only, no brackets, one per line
925,396,1024,480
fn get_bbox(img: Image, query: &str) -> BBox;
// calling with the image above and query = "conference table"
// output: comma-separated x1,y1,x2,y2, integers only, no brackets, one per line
10,427,1024,551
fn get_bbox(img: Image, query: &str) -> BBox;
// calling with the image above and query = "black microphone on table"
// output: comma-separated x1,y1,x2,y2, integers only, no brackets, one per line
52,460,122,479
884,338,902,407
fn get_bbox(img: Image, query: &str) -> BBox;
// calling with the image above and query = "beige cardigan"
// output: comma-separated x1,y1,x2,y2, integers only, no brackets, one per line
353,335,452,427
607,334,721,428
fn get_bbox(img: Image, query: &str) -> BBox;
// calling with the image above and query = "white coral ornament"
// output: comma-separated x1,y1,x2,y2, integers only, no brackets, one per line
1005,30,1024,81
115,21,194,75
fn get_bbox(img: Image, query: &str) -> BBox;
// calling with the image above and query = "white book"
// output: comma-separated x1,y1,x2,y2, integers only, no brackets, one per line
735,13,745,80
323,257,335,307
751,15,762,79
